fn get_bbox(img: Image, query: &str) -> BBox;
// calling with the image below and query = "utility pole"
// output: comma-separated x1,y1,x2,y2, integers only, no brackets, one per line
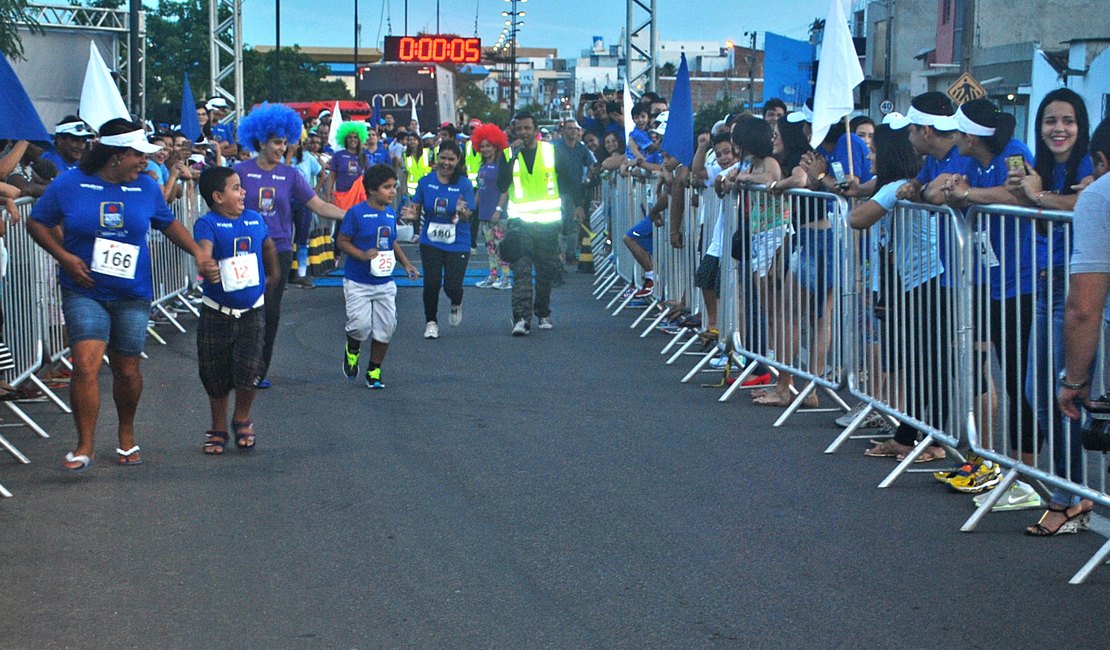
354,0,359,97
274,0,281,101
745,31,757,110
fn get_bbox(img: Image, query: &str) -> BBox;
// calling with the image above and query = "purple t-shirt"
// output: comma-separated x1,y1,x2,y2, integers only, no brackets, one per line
476,162,501,222
235,158,316,253
331,150,365,193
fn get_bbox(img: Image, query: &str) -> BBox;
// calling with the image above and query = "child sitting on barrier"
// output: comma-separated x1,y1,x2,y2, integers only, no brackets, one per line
336,164,419,389
194,166,280,454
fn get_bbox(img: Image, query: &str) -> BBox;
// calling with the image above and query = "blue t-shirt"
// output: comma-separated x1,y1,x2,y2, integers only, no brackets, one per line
339,203,398,286
414,173,476,253
365,146,392,167
915,144,972,288
40,149,81,174
952,139,1035,299
193,209,270,309
831,133,873,183
626,127,652,160
1037,154,1094,270
210,122,235,145
144,160,169,185
30,169,175,301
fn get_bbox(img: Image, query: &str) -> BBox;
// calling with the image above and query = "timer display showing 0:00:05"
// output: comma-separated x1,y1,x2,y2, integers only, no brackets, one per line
393,36,481,63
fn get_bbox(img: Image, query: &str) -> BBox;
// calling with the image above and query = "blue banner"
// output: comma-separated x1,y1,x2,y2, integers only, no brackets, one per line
661,53,693,169
180,74,202,142
0,57,50,142
762,32,815,109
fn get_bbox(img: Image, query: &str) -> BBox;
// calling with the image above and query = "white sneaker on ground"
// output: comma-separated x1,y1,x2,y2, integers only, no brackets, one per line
537,316,554,329
512,318,530,336
475,275,497,288
708,355,739,372
494,277,512,290
972,481,1044,511
424,321,439,339
449,305,462,327
835,402,886,429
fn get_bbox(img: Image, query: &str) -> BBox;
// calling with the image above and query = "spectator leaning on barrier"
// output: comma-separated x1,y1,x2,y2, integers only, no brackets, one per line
1049,116,1110,536
500,111,563,336
27,118,219,472
234,104,346,389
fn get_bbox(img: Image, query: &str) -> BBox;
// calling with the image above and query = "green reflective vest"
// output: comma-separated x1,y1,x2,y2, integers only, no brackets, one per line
464,140,482,188
507,142,561,224
403,149,433,197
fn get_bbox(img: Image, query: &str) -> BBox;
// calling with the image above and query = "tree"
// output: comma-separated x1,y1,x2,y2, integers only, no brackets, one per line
241,46,352,105
144,0,215,107
1,0,42,60
457,78,508,126
694,97,743,134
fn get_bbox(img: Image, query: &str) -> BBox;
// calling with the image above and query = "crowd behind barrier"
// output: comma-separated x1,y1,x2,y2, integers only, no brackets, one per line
0,191,201,497
594,178,1110,584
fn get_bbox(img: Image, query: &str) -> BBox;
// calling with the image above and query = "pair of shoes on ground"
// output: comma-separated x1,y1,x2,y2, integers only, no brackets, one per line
972,480,1044,512
343,345,385,389
835,402,888,429
475,275,503,288
632,280,654,299
512,316,552,335
1025,500,1094,536
930,454,1001,493
288,275,315,289
63,444,146,471
864,439,947,464
203,420,256,454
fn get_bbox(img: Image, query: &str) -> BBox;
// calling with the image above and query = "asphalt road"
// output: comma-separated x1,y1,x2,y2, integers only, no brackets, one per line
2,271,1109,649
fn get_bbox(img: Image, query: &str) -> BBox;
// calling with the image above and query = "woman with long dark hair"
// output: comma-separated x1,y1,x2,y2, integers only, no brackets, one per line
27,118,218,471
405,140,476,339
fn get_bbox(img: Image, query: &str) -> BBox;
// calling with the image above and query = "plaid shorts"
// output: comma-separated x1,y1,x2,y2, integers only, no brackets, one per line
694,254,720,292
197,305,265,397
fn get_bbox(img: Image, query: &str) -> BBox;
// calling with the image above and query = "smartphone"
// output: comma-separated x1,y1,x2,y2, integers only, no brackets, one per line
830,161,846,184
1006,155,1025,174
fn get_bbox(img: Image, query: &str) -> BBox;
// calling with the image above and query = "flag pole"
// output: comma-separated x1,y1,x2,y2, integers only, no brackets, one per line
843,114,854,178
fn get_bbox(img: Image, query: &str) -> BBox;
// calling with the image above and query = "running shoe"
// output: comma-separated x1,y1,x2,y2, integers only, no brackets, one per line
475,275,497,288
932,452,981,484
947,461,1002,494
972,481,1044,511
289,275,315,289
343,344,359,380
633,280,654,299
365,367,384,390
512,318,531,336
709,356,740,372
449,305,462,327
537,316,554,330
424,321,439,339
494,277,513,290
835,403,886,429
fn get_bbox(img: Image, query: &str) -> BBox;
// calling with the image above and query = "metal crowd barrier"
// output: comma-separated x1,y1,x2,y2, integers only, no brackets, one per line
660,186,710,363
147,189,204,343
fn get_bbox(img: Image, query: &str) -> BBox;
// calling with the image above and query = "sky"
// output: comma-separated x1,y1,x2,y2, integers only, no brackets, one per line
239,1,823,58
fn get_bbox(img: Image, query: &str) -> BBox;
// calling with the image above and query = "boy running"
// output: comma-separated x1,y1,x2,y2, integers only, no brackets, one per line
194,166,279,454
337,164,419,389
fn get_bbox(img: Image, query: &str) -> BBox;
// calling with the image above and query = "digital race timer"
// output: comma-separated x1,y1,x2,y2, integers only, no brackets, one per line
382,36,482,64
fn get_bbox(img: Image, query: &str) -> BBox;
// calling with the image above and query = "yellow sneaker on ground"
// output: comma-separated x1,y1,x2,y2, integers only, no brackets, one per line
946,461,1001,493
933,452,980,484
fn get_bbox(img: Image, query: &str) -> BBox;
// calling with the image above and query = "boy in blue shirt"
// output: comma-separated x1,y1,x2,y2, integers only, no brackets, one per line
626,103,653,162
194,166,280,454
337,164,419,389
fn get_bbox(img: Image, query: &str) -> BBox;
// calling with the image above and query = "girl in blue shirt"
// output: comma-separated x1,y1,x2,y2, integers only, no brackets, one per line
405,140,476,339
27,118,218,472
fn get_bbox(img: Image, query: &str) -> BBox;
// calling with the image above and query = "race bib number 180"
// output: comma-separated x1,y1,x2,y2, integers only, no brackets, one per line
91,237,139,279
426,222,456,245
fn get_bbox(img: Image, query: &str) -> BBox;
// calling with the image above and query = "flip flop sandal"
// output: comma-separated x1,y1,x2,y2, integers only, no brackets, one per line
63,452,92,472
233,420,256,451
116,445,143,466
204,431,228,455
896,448,946,463
864,439,907,458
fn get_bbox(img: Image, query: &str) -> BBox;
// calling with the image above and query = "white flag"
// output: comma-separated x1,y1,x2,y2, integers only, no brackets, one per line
809,0,864,150
329,100,345,151
410,99,419,133
79,42,130,133
622,80,634,148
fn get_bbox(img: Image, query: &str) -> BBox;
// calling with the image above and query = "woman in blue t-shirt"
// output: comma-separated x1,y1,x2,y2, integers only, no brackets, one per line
27,118,219,472
404,140,476,339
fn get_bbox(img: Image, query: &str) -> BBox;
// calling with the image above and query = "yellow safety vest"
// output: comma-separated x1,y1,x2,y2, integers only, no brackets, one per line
507,142,561,224
464,141,483,188
403,149,433,196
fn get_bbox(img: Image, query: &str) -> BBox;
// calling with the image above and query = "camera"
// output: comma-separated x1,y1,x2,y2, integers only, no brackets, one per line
1082,393,1110,452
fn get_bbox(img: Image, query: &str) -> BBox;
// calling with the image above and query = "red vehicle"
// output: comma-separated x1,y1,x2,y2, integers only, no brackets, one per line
281,100,373,122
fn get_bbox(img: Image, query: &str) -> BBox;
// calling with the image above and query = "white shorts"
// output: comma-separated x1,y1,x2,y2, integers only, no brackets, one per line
344,279,398,344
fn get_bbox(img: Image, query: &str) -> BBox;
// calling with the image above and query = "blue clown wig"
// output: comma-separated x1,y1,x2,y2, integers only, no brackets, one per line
237,103,302,152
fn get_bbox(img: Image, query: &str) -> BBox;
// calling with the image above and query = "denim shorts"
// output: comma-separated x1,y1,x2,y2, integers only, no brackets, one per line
61,289,150,357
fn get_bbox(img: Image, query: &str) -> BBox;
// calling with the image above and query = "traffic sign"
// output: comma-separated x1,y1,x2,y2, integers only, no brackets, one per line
946,72,986,106
879,99,894,114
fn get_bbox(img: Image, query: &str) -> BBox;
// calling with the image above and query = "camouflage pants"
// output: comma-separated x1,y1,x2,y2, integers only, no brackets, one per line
509,220,562,321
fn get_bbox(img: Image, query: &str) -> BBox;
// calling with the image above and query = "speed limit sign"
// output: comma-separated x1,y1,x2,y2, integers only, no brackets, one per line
879,99,895,114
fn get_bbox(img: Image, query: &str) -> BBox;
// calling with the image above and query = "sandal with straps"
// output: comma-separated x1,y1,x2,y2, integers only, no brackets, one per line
116,445,143,466
1025,502,1093,537
204,431,228,455
233,420,255,451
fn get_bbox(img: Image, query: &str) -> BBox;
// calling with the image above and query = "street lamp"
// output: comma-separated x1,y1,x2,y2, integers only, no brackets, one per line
503,0,527,117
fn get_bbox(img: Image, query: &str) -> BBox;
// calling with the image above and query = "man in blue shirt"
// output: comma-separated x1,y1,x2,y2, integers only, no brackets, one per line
40,116,94,174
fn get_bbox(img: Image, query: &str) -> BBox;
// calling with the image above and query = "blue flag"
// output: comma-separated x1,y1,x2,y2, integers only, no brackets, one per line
180,74,202,142
661,53,694,169
371,98,382,127
0,56,50,142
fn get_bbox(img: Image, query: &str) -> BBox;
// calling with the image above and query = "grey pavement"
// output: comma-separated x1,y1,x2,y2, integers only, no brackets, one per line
2,271,1110,649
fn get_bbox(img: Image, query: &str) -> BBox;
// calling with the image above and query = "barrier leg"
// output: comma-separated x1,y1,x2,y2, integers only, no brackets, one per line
27,375,71,414
640,307,670,338
877,434,936,488
0,432,31,463
2,403,48,439
610,288,638,315
681,349,719,383
665,333,702,365
660,328,692,355
146,326,167,346
825,402,875,454
629,299,660,327
155,303,187,333
0,481,11,498
604,281,632,309
719,360,764,403
175,294,200,317
1069,537,1110,584
593,272,618,299
960,468,1020,532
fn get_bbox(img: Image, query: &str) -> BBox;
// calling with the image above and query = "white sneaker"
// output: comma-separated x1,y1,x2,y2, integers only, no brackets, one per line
537,316,554,329
449,305,462,327
835,403,886,429
972,481,1044,511
512,318,530,336
494,277,512,290
475,276,497,288
424,321,439,339
708,355,739,371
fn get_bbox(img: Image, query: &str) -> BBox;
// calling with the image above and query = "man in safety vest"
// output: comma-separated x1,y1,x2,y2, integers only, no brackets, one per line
497,112,563,336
